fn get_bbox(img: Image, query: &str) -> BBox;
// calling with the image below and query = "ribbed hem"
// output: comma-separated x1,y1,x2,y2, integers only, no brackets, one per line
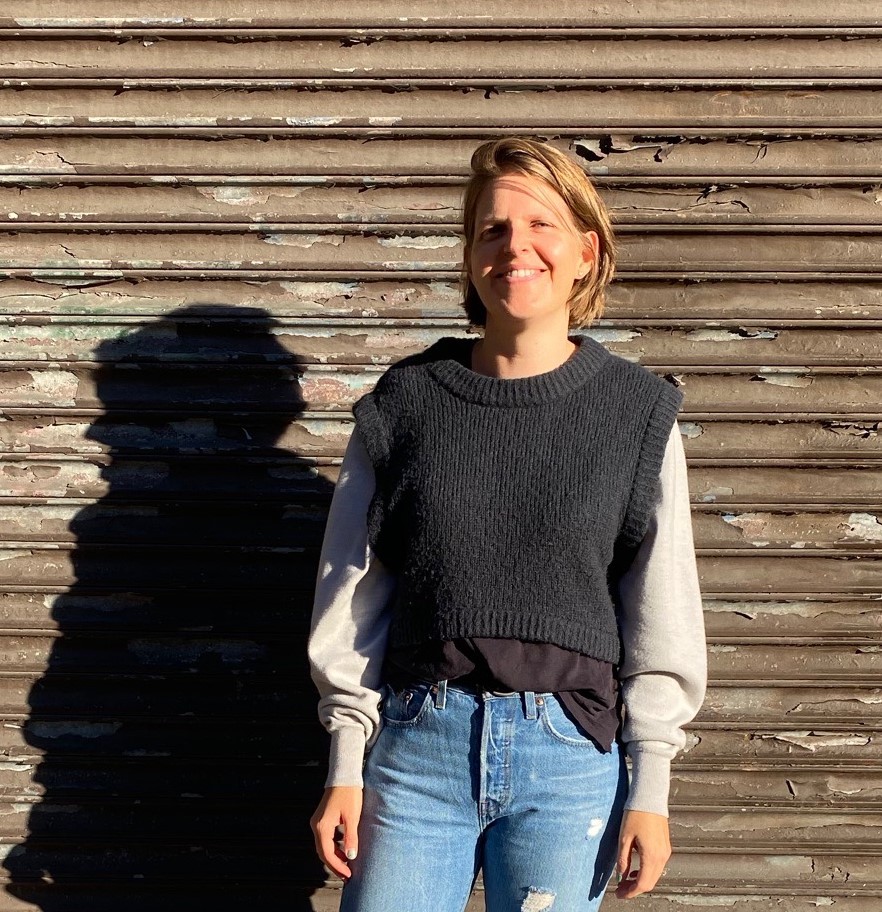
324,725,368,789
624,744,672,817
425,335,612,407
391,605,623,666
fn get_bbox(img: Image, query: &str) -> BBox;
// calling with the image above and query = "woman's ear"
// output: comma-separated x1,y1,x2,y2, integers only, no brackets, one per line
576,230,600,279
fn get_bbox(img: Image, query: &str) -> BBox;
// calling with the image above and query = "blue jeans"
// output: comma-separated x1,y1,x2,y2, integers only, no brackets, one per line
340,680,628,912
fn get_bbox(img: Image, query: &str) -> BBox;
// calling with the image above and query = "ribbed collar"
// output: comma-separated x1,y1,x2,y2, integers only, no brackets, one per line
424,334,612,407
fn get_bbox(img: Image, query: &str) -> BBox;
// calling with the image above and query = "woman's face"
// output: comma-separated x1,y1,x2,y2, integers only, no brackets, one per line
467,172,598,328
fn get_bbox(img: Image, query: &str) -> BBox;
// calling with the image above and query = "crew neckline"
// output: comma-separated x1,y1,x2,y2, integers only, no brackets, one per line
424,335,611,407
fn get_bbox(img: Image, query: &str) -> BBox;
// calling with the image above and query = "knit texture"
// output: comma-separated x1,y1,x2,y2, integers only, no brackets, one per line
352,335,683,663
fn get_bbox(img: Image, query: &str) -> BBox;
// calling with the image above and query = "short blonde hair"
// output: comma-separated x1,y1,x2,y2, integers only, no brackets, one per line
460,138,616,329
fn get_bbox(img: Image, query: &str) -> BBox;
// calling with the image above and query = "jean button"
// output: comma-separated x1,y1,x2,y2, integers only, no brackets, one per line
535,697,544,706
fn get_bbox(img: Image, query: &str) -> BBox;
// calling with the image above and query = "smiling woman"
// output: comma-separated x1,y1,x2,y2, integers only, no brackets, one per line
308,138,707,912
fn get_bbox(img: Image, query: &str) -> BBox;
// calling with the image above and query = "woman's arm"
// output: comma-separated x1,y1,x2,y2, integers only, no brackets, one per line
307,425,397,788
308,425,397,878
614,421,707,897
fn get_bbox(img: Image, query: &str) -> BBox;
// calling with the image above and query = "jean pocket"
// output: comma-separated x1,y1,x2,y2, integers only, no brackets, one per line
380,682,434,727
539,695,599,748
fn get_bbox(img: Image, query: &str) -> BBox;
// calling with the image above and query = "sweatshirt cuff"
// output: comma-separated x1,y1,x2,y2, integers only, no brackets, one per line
625,746,672,818
324,725,368,788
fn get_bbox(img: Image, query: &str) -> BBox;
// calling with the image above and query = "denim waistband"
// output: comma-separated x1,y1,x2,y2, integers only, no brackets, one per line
427,678,553,720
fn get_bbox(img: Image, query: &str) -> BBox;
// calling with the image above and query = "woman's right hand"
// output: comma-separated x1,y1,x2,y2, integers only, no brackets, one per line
310,785,364,880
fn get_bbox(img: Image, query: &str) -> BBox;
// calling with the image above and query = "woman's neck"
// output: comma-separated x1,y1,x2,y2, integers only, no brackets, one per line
470,332,578,379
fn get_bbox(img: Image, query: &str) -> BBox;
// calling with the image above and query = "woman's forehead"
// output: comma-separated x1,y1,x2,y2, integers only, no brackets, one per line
475,174,574,222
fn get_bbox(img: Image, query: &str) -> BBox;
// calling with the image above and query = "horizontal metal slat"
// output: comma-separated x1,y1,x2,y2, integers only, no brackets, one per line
3,278,882,324
4,229,882,274
4,85,882,130
3,417,882,460
4,136,882,178
1,35,881,80
1,324,881,369
5,183,882,226
2,0,879,29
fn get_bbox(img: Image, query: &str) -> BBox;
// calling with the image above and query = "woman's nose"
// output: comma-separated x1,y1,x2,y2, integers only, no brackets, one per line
501,224,528,252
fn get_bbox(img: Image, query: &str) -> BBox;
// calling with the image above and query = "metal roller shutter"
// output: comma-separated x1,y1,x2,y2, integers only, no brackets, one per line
0,3,879,910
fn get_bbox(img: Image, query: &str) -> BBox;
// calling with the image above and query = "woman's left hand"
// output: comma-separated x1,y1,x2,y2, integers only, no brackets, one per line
615,809,671,899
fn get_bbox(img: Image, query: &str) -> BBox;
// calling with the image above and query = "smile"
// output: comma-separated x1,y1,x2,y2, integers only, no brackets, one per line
496,269,543,280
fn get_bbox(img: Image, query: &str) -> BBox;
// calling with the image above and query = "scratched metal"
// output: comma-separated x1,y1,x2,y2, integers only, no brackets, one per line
3,324,882,367
0,7,879,911
3,278,882,324
6,135,882,179
5,230,882,274
4,36,882,80
4,86,882,130
2,0,880,27
3,416,882,458
6,136,882,179
6,367,882,414
5,183,882,226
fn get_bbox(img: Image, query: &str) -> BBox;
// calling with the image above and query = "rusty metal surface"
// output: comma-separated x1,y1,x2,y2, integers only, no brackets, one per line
2,1,881,29
0,7,879,912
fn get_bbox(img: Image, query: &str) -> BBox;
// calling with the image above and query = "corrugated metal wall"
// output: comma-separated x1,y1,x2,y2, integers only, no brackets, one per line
0,3,880,910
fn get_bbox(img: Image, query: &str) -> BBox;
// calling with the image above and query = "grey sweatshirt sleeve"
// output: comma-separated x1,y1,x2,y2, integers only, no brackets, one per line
307,426,397,788
616,422,708,817
308,422,707,807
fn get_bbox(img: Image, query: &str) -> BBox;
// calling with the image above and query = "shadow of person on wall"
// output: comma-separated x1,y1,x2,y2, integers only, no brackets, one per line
3,303,335,910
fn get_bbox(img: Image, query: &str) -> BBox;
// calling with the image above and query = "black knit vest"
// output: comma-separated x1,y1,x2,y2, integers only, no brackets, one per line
352,335,683,664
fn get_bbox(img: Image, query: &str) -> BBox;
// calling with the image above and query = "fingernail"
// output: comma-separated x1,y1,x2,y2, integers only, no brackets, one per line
346,848,358,860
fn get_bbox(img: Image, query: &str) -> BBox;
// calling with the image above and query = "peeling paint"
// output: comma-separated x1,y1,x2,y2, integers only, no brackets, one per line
284,116,342,126
368,116,402,125
29,721,122,739
699,485,734,503
840,512,882,543
685,328,777,342
586,328,641,343
128,638,265,665
752,372,813,388
679,422,703,438
377,235,459,249
197,186,275,206
262,234,342,248
722,512,773,542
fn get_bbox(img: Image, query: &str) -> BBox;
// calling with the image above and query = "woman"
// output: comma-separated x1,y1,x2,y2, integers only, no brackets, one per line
308,137,707,911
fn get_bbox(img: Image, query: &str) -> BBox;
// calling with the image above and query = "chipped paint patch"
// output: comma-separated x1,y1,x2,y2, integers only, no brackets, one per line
262,234,342,248
197,186,274,206
840,512,882,542
128,638,265,665
722,512,772,542
752,372,813,388
685,329,778,342
586,328,641,343
30,721,122,739
699,485,734,503
679,422,703,438
378,235,459,249
586,817,604,837
285,116,341,126
368,116,402,125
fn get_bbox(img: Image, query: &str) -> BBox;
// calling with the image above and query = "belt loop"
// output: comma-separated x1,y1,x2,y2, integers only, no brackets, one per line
523,690,537,720
432,679,447,710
